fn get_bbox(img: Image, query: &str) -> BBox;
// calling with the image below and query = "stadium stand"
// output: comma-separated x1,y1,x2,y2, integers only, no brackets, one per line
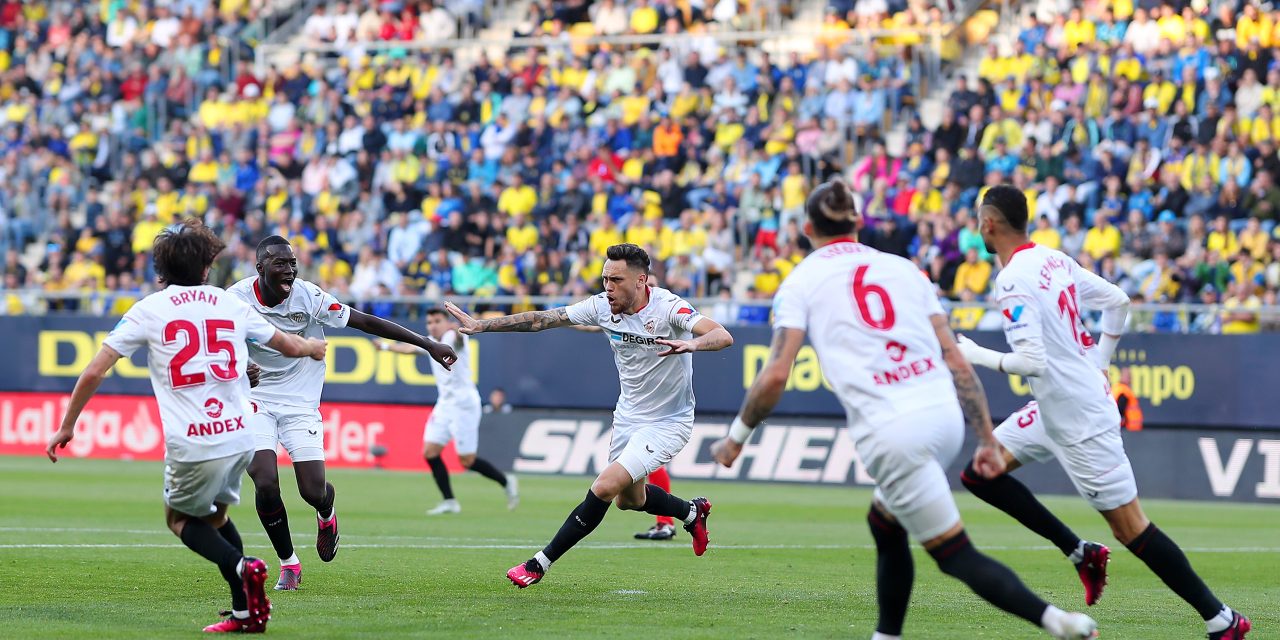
0,0,1276,333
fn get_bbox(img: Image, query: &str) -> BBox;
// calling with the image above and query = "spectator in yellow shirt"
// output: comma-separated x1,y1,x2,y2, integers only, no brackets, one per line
1064,7,1097,53
497,174,538,217
317,251,352,289
1221,281,1262,334
1206,215,1240,256
1029,215,1062,249
952,248,992,299
63,250,107,291
506,213,539,253
624,214,657,249
1083,210,1123,259
131,207,167,254
589,215,624,256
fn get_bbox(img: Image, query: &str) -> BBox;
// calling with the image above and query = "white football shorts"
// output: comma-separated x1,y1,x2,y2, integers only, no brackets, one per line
249,401,326,463
163,450,254,517
610,421,692,483
855,403,965,542
996,401,1139,511
423,401,483,455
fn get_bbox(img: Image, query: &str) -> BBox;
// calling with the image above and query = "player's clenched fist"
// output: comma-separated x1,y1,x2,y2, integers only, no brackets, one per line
307,338,328,360
710,437,742,468
247,363,261,388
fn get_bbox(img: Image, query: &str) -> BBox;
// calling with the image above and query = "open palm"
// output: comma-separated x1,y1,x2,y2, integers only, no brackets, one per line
443,301,483,335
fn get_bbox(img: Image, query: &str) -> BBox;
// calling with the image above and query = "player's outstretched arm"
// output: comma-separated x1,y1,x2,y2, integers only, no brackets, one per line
933,315,1005,479
348,309,457,370
655,317,734,356
711,327,805,468
267,330,328,361
47,346,123,462
444,301,573,334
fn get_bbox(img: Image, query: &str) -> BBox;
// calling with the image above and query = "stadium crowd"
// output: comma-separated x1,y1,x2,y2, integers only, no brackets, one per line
1,0,1278,334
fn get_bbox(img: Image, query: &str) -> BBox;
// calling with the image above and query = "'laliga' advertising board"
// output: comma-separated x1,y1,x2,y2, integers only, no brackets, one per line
2,317,1277,429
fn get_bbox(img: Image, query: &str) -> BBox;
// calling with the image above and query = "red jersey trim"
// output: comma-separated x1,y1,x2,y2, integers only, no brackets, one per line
1009,242,1036,262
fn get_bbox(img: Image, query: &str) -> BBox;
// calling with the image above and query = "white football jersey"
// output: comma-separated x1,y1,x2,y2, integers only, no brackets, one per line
226,277,350,410
103,285,277,463
772,240,957,441
995,243,1129,444
430,329,481,407
566,286,704,427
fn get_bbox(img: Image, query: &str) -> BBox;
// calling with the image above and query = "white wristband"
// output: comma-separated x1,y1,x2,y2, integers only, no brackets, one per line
728,416,753,444
378,341,388,351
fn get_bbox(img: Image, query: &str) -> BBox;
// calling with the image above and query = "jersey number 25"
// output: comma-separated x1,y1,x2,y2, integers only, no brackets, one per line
164,319,239,389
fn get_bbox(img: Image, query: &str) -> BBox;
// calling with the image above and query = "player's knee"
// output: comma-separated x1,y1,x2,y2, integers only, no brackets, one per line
457,455,476,468
253,474,282,498
614,493,645,510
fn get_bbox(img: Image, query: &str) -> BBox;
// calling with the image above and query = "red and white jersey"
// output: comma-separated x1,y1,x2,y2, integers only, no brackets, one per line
566,286,704,427
103,285,277,463
227,277,350,410
771,239,957,441
995,243,1129,444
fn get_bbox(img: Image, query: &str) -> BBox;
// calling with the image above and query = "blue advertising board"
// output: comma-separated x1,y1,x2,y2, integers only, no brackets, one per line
4,317,1275,429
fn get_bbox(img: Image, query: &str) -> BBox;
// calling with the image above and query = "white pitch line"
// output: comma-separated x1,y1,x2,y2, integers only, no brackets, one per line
3,542,1279,553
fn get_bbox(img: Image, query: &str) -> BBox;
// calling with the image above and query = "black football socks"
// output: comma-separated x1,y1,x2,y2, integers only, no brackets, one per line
181,518,245,610
929,530,1050,627
255,491,294,561
469,458,508,487
1126,523,1224,620
867,508,913,637
531,490,612,572
426,456,455,500
961,461,1082,556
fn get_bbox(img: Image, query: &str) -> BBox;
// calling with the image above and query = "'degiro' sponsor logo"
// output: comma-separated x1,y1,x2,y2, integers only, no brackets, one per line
513,419,876,485
0,395,162,458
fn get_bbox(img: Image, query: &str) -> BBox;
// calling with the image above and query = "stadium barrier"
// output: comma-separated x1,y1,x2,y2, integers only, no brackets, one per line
4,317,1276,430
6,396,1276,504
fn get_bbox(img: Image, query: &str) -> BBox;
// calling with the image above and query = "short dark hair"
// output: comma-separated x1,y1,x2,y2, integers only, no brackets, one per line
981,185,1030,233
605,243,650,272
256,235,291,262
427,307,450,319
153,219,226,287
805,178,858,237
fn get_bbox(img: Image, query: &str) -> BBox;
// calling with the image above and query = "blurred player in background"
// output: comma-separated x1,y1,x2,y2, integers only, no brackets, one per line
634,466,677,540
710,180,1098,640
380,308,519,514
446,243,734,588
228,237,457,591
46,220,328,633
956,186,1250,639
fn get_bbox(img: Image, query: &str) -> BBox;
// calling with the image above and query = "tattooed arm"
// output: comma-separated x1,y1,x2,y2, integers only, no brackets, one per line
444,301,573,334
932,314,1006,479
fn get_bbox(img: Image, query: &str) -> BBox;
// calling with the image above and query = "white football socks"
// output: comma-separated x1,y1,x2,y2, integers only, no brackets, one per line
1067,540,1086,564
1040,605,1068,636
870,633,902,640
1206,606,1233,633
280,553,299,567
683,503,698,525
231,610,250,620
533,551,552,573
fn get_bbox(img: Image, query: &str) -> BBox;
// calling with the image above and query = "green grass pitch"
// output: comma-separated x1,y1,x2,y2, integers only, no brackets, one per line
1,456,1276,639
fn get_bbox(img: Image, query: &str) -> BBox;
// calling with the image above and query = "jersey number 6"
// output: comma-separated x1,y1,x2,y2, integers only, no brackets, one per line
852,265,896,331
164,319,239,389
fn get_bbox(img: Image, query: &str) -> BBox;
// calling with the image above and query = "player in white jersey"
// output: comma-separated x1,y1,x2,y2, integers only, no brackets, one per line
444,243,734,588
45,220,328,633
227,236,457,591
956,186,1250,639
709,180,1098,640
380,308,519,514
